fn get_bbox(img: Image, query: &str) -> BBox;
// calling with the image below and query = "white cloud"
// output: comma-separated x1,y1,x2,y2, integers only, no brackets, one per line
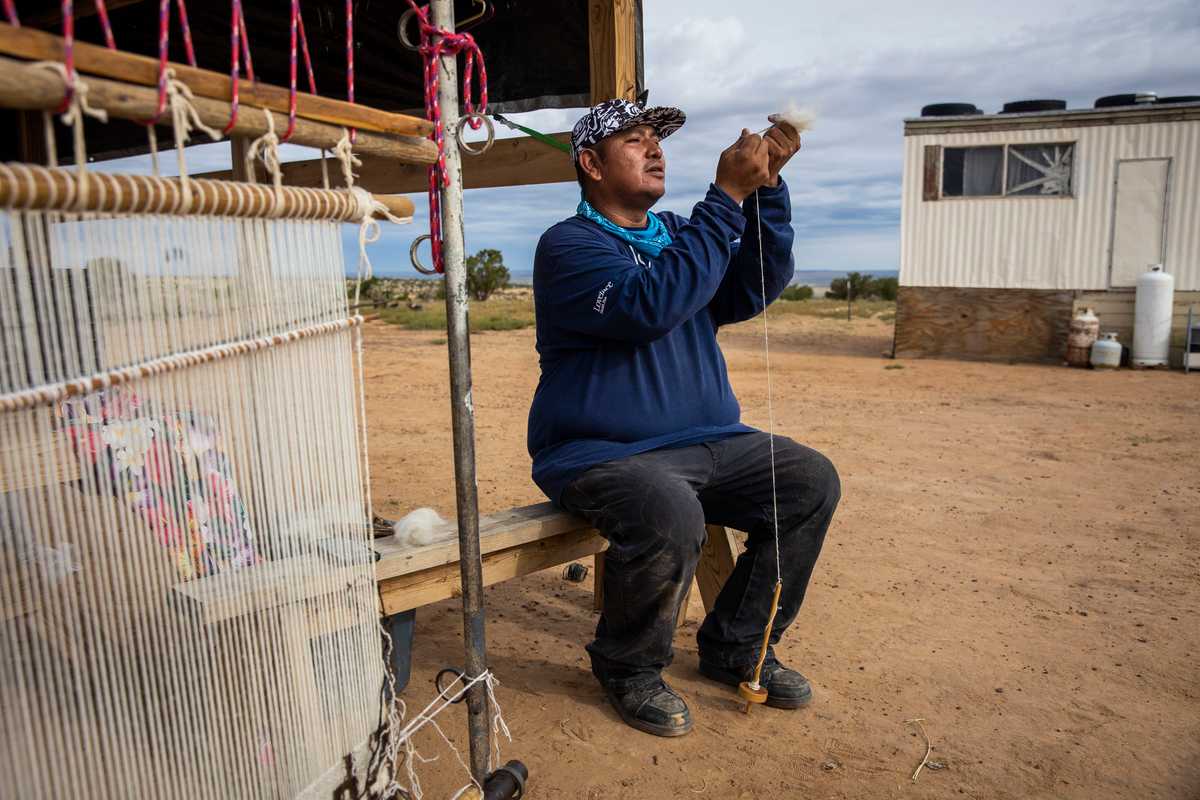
94,0,1200,279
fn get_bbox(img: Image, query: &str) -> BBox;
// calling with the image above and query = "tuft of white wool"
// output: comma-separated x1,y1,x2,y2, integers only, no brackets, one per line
393,507,452,547
768,104,816,133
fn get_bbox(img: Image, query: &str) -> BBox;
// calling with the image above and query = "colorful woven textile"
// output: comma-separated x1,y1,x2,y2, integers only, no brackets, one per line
60,389,258,580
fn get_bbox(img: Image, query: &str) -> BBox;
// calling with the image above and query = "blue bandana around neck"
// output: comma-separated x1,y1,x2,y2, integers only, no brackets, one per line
576,199,673,258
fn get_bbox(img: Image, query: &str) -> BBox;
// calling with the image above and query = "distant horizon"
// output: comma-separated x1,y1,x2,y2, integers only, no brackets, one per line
359,267,901,282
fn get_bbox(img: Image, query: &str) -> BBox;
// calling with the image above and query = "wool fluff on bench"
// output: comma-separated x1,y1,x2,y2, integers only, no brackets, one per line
392,507,456,547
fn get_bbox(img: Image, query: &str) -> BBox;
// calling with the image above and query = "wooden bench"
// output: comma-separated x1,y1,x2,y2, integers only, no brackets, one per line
373,502,742,626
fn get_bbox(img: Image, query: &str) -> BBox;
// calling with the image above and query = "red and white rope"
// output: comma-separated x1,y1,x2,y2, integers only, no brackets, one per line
405,0,489,274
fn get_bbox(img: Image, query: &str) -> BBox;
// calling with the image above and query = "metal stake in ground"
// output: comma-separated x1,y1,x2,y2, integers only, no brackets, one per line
431,0,491,783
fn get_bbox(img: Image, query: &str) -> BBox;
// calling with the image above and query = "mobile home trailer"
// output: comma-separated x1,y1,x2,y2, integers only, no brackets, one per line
896,99,1200,364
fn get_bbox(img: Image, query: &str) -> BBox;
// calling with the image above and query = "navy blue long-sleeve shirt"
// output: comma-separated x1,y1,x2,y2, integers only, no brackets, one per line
527,180,795,504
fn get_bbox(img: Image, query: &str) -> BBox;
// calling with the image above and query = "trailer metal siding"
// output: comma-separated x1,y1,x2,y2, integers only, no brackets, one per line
900,112,1200,291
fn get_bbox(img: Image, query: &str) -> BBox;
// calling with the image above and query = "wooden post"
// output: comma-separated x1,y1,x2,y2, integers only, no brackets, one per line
230,137,253,183
588,0,638,103
675,580,696,628
696,525,740,614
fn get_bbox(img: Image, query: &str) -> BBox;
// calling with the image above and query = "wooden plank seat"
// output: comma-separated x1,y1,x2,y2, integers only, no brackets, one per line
373,502,742,624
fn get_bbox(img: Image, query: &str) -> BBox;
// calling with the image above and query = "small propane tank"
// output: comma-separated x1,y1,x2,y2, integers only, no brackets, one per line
1090,332,1122,369
1133,264,1174,367
1066,307,1100,366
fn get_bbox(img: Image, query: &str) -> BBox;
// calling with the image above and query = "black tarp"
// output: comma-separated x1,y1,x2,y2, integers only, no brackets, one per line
0,0,643,162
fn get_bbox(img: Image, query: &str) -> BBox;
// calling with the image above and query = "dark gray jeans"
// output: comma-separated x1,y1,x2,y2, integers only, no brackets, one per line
559,432,840,690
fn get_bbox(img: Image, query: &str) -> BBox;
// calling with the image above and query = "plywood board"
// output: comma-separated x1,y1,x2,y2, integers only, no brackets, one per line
894,286,1076,362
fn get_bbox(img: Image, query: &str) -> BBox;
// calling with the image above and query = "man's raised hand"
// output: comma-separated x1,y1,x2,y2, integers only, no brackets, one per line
764,121,802,186
715,129,771,204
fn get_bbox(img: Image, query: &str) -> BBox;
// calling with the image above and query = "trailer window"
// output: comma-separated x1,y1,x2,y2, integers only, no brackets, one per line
942,146,1004,197
931,143,1075,200
1006,143,1073,195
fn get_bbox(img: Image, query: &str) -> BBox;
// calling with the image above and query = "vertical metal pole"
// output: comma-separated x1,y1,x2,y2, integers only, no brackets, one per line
431,0,490,784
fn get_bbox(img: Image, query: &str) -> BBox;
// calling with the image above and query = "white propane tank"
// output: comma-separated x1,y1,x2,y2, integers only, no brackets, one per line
1091,332,1122,369
1133,264,1174,367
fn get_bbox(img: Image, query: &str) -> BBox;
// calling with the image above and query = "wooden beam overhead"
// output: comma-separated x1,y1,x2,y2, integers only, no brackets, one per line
195,132,575,195
0,55,436,165
588,0,637,103
0,22,433,138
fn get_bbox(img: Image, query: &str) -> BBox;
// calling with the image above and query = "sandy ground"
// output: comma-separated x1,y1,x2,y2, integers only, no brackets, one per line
362,311,1200,799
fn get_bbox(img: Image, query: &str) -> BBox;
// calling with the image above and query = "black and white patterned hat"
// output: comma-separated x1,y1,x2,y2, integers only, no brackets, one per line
570,99,686,163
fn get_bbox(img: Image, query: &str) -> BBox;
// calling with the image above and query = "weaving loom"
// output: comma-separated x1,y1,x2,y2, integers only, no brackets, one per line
0,0,508,794
0,168,405,799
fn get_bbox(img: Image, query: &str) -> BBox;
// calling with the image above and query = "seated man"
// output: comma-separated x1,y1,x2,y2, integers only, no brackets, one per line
527,99,840,737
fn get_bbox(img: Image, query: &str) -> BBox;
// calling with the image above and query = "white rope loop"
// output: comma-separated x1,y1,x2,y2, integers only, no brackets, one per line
164,70,223,213
29,63,108,211
334,129,362,190
245,107,286,217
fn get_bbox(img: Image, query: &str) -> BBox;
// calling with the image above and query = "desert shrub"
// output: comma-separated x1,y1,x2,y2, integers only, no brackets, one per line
466,248,511,301
826,272,898,301
825,272,877,300
873,276,898,301
780,284,814,301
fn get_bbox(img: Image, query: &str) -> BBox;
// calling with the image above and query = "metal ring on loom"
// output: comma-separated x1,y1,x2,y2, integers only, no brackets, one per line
434,668,468,704
397,7,422,50
456,113,494,156
409,233,439,275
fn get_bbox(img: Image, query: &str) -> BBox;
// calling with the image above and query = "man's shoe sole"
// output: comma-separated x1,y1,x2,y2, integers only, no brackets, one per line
698,661,813,709
603,687,693,737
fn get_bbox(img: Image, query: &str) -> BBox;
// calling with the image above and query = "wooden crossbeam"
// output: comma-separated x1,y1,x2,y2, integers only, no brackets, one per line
0,21,433,138
0,55,436,165
588,0,638,103
193,132,576,194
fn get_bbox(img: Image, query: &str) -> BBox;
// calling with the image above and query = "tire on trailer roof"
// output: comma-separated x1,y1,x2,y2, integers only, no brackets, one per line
920,103,982,117
1094,93,1156,108
1001,99,1067,113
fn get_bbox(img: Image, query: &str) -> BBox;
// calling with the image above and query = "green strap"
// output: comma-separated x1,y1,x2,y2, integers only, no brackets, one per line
492,113,572,155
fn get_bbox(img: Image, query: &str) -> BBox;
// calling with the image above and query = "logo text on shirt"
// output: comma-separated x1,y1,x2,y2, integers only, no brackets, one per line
593,281,614,314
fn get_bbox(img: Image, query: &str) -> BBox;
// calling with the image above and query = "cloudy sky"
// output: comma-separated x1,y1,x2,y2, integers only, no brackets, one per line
103,0,1198,278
